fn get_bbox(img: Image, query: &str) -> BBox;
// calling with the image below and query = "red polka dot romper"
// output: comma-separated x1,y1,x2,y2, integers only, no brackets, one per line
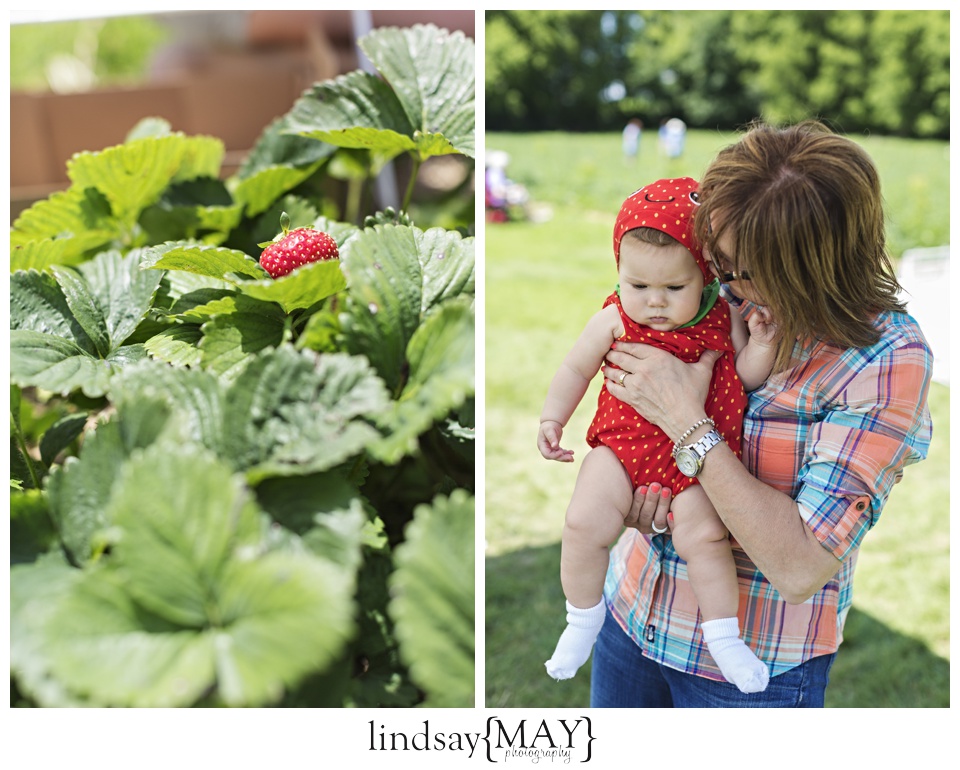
586,178,748,494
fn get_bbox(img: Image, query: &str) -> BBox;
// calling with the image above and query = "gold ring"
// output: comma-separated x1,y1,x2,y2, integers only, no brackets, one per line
618,371,627,386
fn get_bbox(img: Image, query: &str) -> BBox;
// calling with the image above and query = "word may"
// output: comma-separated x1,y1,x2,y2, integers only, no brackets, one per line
486,718,593,762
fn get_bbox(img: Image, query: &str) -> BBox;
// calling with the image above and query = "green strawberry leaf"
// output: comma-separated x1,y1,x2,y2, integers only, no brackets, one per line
389,490,475,707
285,70,417,164
10,489,59,565
297,306,340,353
125,116,174,142
46,571,220,707
109,360,226,454
413,226,477,309
255,471,361,534
255,471,368,573
38,412,88,467
238,25,475,186
145,243,267,283
10,251,163,397
50,265,111,357
157,265,236,305
12,250,163,351
105,444,265,628
231,161,326,218
360,24,475,159
221,346,392,483
309,216,361,246
29,444,357,707
77,249,165,346
211,548,355,706
237,259,347,314
10,269,99,353
109,348,392,484
143,323,204,367
10,557,92,707
178,293,261,322
173,134,226,183
45,400,174,563
11,237,89,274
11,186,118,260
372,297,475,463
198,296,288,382
140,178,244,245
285,25,474,162
9,331,147,398
338,224,475,392
235,114,336,179
67,133,224,228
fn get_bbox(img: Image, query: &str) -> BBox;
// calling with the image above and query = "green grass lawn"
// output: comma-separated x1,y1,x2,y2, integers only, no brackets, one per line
483,130,950,708
486,130,950,259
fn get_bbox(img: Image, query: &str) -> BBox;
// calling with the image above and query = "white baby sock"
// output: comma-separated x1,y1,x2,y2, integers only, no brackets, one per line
701,617,770,694
545,599,607,681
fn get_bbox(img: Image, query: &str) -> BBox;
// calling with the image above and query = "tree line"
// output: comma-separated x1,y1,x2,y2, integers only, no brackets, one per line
485,10,949,139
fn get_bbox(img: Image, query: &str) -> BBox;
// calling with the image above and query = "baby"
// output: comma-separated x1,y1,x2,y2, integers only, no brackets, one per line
538,178,776,693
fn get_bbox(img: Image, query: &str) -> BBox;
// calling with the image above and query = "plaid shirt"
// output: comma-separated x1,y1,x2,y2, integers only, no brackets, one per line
604,298,933,680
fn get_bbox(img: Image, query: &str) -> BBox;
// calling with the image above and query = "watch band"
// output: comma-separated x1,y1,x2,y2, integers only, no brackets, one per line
687,429,723,457
672,426,723,459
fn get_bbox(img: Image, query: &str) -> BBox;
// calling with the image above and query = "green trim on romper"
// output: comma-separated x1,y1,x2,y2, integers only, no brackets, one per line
615,277,721,330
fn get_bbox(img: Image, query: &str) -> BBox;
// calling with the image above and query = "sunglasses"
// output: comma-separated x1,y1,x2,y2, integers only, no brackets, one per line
706,259,752,283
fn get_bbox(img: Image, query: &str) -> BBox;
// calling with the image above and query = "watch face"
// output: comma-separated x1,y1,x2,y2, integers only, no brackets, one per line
675,448,700,477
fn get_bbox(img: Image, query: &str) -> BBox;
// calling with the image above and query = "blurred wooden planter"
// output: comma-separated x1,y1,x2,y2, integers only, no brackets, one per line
10,33,338,217
9,10,475,218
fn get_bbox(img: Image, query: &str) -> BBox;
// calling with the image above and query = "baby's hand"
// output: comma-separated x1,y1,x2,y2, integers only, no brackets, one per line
747,306,778,348
538,420,574,462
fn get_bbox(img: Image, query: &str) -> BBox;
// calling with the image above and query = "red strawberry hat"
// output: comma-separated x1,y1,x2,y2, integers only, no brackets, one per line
613,177,709,281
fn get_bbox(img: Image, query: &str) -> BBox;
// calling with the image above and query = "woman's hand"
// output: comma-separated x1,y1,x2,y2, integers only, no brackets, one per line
602,342,722,441
537,419,575,462
624,482,673,535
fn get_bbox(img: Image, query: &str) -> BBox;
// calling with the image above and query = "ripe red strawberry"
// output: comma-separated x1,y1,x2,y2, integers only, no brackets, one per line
259,225,339,279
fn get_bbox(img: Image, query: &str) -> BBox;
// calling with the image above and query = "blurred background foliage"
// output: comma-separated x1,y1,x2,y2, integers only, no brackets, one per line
485,9,949,138
10,16,170,92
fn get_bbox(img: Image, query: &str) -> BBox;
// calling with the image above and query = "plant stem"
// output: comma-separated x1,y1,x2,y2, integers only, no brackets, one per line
346,178,363,224
401,156,422,213
11,411,42,491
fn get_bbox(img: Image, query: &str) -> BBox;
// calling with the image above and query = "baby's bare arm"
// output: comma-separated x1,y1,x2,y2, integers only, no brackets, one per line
539,305,621,461
730,306,777,391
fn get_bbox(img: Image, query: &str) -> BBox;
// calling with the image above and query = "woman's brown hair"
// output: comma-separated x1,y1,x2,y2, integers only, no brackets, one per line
694,120,905,372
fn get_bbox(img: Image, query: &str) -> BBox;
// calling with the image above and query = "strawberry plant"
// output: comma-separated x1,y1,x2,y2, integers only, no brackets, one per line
9,24,475,708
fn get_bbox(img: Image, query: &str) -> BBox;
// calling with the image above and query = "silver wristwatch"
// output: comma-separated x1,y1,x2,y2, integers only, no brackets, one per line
672,428,723,477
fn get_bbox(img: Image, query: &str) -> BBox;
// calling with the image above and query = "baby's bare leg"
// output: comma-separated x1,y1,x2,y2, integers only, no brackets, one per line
560,446,634,608
670,485,769,694
546,447,633,681
670,485,737,620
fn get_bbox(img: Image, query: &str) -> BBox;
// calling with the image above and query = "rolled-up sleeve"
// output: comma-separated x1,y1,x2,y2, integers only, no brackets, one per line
796,335,933,561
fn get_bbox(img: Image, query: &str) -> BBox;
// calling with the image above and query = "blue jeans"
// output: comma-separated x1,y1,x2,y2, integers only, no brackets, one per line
590,612,835,708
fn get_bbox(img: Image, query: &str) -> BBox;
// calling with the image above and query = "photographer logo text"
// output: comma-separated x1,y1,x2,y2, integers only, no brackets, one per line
368,717,595,763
